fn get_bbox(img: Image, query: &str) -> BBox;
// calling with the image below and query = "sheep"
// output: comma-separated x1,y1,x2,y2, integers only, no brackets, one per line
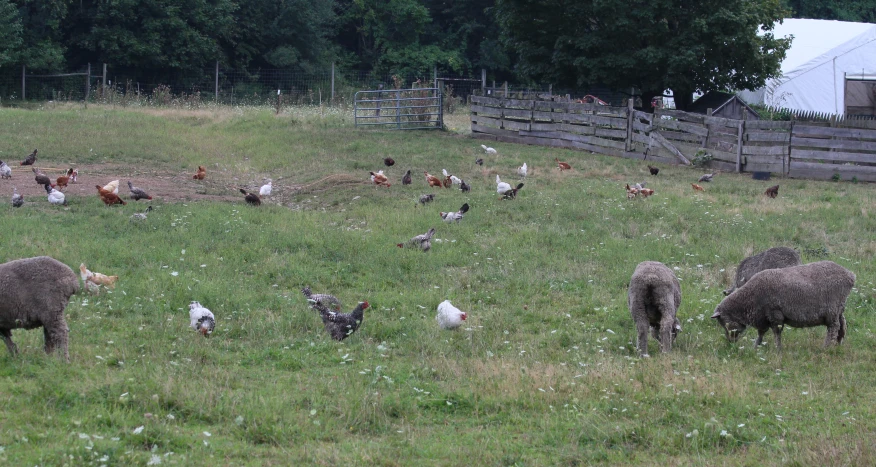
711,261,855,350
0,256,79,361
723,246,802,296
628,261,682,357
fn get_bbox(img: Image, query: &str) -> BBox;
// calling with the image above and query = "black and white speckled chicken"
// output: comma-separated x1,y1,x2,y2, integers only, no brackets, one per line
418,193,435,206
698,173,714,183
188,301,215,337
11,187,23,207
502,182,524,200
459,179,471,192
302,286,342,311
310,300,370,341
397,228,435,252
128,181,153,200
440,202,469,223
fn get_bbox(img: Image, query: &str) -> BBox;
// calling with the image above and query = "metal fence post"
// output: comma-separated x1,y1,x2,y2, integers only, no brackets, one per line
331,62,335,104
215,61,219,103
396,90,401,130
21,65,25,101
481,68,486,95
85,63,91,101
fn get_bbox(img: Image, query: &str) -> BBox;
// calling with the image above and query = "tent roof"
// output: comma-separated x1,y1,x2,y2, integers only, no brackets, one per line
770,19,876,73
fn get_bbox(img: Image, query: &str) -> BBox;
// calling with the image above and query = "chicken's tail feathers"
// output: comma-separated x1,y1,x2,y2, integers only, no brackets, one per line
515,183,524,190
239,188,247,195
459,203,470,214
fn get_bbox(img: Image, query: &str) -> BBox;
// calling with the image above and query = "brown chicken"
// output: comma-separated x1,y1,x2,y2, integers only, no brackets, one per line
193,165,206,180
556,158,572,171
55,169,73,189
639,188,655,198
383,157,395,167
625,183,639,199
764,184,779,198
648,165,660,175
369,171,391,187
96,185,126,205
425,171,443,188
691,183,705,192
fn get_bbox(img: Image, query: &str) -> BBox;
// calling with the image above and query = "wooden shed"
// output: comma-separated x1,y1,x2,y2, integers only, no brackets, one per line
688,91,761,120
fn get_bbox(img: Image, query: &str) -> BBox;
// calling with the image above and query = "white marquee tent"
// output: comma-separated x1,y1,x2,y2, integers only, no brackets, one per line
738,19,876,114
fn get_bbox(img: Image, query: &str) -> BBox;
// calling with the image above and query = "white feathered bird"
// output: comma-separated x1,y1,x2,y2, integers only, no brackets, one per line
102,180,120,195
189,301,215,337
44,183,66,205
0,160,11,179
436,300,467,330
517,163,528,178
481,144,497,155
496,174,511,194
260,180,273,196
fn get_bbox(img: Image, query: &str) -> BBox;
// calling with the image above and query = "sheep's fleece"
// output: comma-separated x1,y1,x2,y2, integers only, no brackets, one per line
723,246,801,295
628,261,682,356
0,256,79,360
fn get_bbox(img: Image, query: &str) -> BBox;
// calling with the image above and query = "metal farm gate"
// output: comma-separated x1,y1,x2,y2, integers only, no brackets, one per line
354,87,443,129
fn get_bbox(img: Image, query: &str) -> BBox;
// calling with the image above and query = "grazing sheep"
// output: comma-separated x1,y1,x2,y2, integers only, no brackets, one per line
723,247,802,296
711,261,855,350
0,256,79,361
628,261,683,356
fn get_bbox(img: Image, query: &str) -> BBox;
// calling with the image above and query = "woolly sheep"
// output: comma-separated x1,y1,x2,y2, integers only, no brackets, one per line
711,261,855,350
723,246,801,296
628,261,682,357
0,256,79,361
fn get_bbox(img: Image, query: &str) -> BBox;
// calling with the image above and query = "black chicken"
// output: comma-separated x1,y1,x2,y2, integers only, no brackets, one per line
460,179,470,192
239,188,261,206
20,149,37,166
402,169,412,185
475,157,483,166
384,157,395,167
33,168,50,186
647,165,659,175
310,300,369,341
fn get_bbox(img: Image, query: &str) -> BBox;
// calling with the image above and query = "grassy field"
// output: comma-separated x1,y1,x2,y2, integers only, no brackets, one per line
0,104,874,466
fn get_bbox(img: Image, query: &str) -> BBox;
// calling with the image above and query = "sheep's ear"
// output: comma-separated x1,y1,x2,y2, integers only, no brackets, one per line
675,323,682,331
710,311,721,319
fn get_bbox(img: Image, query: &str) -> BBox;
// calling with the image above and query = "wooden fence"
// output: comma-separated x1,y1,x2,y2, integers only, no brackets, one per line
470,96,876,182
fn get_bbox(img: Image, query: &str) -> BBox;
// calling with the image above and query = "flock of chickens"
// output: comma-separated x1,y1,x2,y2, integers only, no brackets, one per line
624,164,780,200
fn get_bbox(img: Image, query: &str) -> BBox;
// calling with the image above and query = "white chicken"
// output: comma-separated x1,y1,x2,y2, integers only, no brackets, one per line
517,162,528,178
440,203,469,223
260,180,273,196
480,144,497,155
436,300,467,330
189,301,215,337
103,180,120,195
0,160,11,179
441,169,462,185
44,183,66,205
496,174,511,194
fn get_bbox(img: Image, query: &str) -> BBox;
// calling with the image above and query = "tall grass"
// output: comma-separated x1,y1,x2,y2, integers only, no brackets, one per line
0,105,874,465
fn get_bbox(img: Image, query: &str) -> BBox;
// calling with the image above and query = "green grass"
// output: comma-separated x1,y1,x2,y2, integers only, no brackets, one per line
0,105,875,466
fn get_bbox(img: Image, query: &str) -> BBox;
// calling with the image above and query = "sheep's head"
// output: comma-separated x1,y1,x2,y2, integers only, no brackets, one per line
671,319,682,342
711,311,746,342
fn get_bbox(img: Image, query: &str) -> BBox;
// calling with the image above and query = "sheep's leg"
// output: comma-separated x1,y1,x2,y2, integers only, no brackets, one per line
825,318,842,347
771,325,783,351
43,318,70,362
754,329,767,347
636,321,651,357
658,319,674,353
0,328,17,356
837,313,847,344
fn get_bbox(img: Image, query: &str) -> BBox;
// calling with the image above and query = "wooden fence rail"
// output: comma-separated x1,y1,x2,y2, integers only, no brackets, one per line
470,96,876,182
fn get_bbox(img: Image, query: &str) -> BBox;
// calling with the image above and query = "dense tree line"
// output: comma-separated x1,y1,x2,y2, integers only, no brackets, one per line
0,0,869,107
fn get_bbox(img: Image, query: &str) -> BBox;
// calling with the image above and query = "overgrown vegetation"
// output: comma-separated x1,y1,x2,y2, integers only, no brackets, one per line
0,106,874,465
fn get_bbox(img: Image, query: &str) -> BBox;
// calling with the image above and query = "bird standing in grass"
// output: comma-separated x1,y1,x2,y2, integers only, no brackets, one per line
481,145,497,155
691,183,705,192
425,171,443,189
436,300,467,330
397,228,436,252
33,168,51,187
475,157,484,166
370,171,391,187
96,185,125,205
311,299,370,341
384,157,395,167
11,187,23,207
259,180,273,197
302,286,342,311
189,301,215,337
45,184,66,205
0,160,11,179
131,205,152,221
460,179,471,192
402,169,412,185
418,193,435,206
517,162,528,178
502,183,524,200
698,173,714,183
20,149,37,166
648,165,659,175
239,188,261,206
764,185,779,198
193,166,206,180
556,158,572,171
440,203,470,223
128,181,153,200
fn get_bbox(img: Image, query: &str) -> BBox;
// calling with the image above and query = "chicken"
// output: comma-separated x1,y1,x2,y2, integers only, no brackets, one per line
517,162,528,178
418,193,435,206
556,158,572,171
102,180,120,195
45,183,67,205
698,173,715,183
79,263,118,290
259,180,272,196
496,174,512,195
648,165,659,175
502,182,524,200
764,184,779,198
96,185,126,205
460,179,471,192
302,286,342,311
33,168,51,186
639,188,655,198
69,168,78,183
475,157,484,166
0,160,11,179
20,149,37,166
239,188,261,206
436,300,467,330
691,183,705,192
397,228,435,252
131,205,153,221
55,169,73,189
402,170,412,185
440,202,470,223
481,144,497,155
369,171,391,187
425,171,443,188
311,300,369,341
189,301,215,337
11,187,23,207
625,183,640,199
384,157,395,167
128,180,153,200
193,165,206,180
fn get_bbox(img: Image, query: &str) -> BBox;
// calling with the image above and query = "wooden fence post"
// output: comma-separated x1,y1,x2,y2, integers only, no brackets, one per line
215,61,219,102
85,63,91,101
735,117,744,173
21,65,25,101
500,96,506,130
625,98,634,152
704,108,713,150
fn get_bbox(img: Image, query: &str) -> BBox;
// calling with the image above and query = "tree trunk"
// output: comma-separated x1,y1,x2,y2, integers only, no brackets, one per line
671,88,694,111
